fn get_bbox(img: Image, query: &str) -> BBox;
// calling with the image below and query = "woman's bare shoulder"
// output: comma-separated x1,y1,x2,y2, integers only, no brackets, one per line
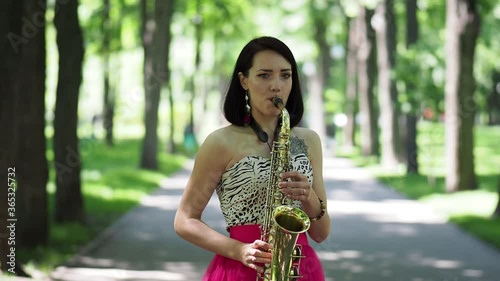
193,126,234,172
290,127,322,157
200,125,246,152
205,125,240,142
197,125,250,172
292,127,320,143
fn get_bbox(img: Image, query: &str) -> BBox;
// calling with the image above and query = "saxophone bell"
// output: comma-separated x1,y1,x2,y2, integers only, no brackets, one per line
269,206,310,280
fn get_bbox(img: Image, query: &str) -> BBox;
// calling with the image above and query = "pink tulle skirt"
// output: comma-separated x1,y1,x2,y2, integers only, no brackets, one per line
202,225,325,281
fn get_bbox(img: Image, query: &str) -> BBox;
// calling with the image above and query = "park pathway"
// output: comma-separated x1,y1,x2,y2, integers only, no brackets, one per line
47,156,500,281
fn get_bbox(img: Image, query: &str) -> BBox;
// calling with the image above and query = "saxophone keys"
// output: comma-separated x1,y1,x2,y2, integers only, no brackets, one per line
289,266,302,279
291,245,305,262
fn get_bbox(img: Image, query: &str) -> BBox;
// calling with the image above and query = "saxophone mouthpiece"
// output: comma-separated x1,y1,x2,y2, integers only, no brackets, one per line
273,97,284,109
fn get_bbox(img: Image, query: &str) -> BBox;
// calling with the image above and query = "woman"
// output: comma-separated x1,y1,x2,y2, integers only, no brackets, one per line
174,36,330,280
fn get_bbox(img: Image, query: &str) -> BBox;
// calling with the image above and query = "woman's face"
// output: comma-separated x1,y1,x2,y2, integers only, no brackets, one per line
239,50,292,118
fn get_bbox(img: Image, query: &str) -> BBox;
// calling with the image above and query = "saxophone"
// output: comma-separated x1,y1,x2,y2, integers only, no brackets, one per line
258,97,311,281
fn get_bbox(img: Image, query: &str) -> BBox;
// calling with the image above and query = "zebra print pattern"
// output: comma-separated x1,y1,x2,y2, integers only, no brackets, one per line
216,153,313,229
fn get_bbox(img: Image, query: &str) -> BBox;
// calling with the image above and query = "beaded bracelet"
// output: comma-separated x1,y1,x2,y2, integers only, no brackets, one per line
309,198,326,222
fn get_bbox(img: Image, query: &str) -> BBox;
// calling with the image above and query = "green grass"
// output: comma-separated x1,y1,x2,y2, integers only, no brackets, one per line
338,122,500,249
17,137,186,274
449,215,500,249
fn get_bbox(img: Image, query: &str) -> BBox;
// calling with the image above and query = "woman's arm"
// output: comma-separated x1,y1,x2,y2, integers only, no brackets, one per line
174,131,271,271
278,129,331,243
301,129,331,243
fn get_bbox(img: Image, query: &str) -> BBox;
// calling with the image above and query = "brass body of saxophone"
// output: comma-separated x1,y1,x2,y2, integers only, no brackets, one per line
258,97,311,281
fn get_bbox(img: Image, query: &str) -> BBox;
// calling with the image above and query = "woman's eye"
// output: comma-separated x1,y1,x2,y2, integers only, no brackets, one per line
258,73,271,78
282,73,291,79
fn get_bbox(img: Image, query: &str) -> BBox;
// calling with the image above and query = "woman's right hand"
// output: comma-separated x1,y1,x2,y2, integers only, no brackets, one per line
239,240,272,273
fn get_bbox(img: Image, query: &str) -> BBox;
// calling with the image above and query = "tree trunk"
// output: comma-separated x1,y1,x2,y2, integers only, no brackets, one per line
0,0,22,272
15,0,49,249
403,114,419,174
403,0,420,174
357,6,379,157
344,17,358,149
187,0,201,154
406,0,419,45
308,1,331,144
493,175,500,217
374,0,400,168
102,0,115,146
53,0,85,223
486,71,500,125
140,0,175,169
166,7,176,154
141,0,158,169
167,82,176,153
187,76,197,155
444,0,480,192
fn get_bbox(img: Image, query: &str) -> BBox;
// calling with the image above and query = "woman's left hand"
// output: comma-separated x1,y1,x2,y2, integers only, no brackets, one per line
278,171,315,202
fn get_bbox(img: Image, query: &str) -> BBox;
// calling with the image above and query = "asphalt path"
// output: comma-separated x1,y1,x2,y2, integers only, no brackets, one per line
47,156,500,281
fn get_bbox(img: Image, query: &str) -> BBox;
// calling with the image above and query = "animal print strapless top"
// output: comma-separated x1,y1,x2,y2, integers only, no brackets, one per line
216,153,313,229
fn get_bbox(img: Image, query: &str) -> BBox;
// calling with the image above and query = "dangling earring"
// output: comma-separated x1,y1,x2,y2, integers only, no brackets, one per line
243,90,251,125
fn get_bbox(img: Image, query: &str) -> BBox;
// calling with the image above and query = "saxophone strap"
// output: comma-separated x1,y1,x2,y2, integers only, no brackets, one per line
249,118,269,143
248,117,281,144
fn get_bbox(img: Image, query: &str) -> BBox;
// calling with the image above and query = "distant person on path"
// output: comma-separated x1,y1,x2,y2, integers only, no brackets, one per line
174,36,330,280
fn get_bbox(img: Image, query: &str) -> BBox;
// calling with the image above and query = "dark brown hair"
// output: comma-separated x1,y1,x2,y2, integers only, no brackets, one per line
223,36,304,127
